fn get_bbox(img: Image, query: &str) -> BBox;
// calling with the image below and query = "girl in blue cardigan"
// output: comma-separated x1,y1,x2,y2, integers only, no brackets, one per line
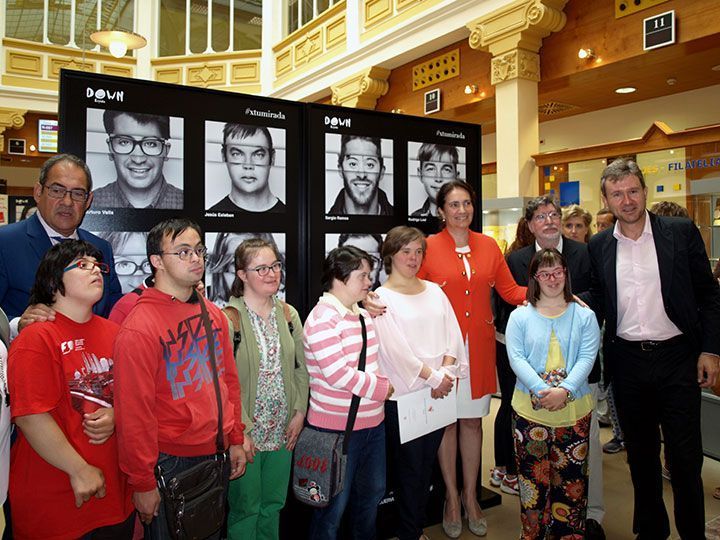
506,249,600,539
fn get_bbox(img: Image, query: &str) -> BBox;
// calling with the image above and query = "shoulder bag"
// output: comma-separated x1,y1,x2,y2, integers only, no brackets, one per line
155,296,229,540
292,314,367,507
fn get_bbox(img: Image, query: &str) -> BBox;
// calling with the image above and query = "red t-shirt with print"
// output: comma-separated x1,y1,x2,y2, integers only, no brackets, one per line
8,313,133,540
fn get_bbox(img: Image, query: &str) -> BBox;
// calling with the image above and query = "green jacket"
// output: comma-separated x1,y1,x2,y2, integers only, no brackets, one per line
224,296,309,433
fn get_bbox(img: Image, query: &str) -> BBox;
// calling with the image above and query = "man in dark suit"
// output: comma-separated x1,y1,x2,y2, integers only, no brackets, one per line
0,154,122,333
493,195,605,539
587,158,720,540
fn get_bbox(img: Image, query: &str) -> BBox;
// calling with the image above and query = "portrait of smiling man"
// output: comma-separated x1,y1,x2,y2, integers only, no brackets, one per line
208,123,285,214
327,134,393,216
91,110,183,210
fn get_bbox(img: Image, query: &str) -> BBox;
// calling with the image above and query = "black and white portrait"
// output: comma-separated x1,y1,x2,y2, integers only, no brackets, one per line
408,142,465,218
205,232,287,306
325,134,393,216
86,108,184,209
325,233,386,290
94,231,151,294
205,121,286,213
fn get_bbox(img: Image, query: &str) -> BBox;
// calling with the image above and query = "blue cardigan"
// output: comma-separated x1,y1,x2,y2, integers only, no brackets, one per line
506,302,600,400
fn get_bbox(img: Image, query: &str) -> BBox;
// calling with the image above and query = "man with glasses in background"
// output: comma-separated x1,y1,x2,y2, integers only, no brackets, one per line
493,196,606,539
92,110,183,209
328,134,393,216
0,153,122,336
209,123,285,213
411,143,460,217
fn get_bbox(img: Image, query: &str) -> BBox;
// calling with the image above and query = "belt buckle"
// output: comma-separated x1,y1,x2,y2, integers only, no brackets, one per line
641,341,657,352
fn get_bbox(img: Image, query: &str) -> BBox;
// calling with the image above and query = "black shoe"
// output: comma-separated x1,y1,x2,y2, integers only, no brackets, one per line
585,519,606,540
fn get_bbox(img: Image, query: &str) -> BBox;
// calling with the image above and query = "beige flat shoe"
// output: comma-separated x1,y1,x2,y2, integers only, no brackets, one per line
461,497,488,537
442,500,462,539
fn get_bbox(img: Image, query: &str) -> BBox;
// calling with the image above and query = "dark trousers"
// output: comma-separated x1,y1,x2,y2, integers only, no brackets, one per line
494,341,517,475
606,337,705,540
80,512,136,540
385,400,445,540
145,452,231,540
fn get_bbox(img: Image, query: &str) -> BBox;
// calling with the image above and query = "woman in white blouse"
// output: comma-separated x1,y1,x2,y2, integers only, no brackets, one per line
374,226,467,540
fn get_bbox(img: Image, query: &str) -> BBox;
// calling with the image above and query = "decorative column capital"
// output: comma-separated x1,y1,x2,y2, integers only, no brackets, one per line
0,108,28,153
331,66,391,109
466,0,567,84
491,49,540,84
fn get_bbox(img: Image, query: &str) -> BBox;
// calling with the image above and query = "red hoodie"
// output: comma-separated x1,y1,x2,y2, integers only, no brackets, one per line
114,288,244,492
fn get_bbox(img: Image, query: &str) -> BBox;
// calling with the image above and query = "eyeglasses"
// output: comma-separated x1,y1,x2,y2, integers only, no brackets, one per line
341,154,381,173
43,183,89,203
535,268,565,282
532,211,561,223
225,144,272,166
160,246,208,260
108,135,168,156
248,261,283,276
115,259,152,276
63,259,110,274
421,161,458,178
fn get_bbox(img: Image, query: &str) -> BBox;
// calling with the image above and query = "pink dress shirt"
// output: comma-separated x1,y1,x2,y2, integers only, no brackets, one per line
614,212,682,341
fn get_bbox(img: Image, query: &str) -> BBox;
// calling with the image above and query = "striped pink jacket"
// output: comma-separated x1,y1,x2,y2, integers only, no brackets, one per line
303,294,390,431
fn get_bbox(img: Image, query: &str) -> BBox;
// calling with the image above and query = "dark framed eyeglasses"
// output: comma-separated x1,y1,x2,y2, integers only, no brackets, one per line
43,183,89,203
248,261,283,277
159,246,208,261
115,259,152,276
108,135,168,156
63,259,110,274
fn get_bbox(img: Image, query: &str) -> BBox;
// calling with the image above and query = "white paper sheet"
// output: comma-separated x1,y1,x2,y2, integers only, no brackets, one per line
396,387,457,444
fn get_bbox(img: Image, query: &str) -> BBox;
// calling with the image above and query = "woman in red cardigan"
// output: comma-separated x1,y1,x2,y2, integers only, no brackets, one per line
417,181,526,538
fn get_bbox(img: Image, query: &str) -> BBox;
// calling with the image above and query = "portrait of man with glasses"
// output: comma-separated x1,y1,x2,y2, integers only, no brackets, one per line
409,142,464,218
89,109,183,209
206,123,286,214
95,231,152,294
326,134,394,216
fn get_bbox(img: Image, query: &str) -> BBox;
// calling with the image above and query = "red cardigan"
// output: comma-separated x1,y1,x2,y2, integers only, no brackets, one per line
417,228,526,398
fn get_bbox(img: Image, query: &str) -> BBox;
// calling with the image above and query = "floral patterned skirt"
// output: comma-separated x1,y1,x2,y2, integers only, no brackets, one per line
512,411,592,540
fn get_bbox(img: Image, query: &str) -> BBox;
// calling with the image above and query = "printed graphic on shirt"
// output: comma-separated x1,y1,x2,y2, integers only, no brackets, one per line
61,338,85,355
161,313,225,400
69,351,114,415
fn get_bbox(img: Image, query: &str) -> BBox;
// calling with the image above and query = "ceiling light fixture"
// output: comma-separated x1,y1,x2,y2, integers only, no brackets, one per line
615,86,637,94
464,84,478,95
91,30,147,58
578,48,596,60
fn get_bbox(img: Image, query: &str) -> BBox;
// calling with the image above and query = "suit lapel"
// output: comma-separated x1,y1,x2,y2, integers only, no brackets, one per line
650,214,674,301
603,232,618,317
26,214,52,261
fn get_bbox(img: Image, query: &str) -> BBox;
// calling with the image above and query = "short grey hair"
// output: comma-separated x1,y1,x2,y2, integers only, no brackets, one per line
600,158,645,196
524,195,560,223
39,154,93,192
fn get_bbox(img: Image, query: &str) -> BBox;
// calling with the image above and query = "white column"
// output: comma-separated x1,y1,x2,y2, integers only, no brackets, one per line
495,76,539,198
260,0,278,94
345,0,360,51
134,0,155,81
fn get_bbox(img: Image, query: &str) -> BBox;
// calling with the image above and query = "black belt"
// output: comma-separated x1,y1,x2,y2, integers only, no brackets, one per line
614,334,686,352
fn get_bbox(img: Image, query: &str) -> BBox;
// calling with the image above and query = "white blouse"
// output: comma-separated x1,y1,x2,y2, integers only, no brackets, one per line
374,280,468,397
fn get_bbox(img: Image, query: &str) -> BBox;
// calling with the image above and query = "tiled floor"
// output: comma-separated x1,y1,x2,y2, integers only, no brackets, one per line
421,397,720,540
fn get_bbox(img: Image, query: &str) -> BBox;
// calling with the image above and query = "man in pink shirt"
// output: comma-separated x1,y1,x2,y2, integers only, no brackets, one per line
586,158,720,540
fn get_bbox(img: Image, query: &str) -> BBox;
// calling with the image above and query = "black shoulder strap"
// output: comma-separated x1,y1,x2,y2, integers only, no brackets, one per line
222,305,242,355
199,297,225,454
342,314,367,455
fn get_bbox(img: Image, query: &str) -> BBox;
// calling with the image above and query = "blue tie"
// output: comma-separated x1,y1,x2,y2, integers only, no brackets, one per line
51,236,71,244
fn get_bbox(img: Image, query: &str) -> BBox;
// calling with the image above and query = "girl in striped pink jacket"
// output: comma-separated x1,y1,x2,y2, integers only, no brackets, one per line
303,246,393,540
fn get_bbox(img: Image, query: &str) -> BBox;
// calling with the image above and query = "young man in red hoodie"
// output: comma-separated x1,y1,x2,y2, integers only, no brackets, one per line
114,218,246,539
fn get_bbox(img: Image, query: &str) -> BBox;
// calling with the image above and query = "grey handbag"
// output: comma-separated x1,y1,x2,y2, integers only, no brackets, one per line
292,315,367,507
